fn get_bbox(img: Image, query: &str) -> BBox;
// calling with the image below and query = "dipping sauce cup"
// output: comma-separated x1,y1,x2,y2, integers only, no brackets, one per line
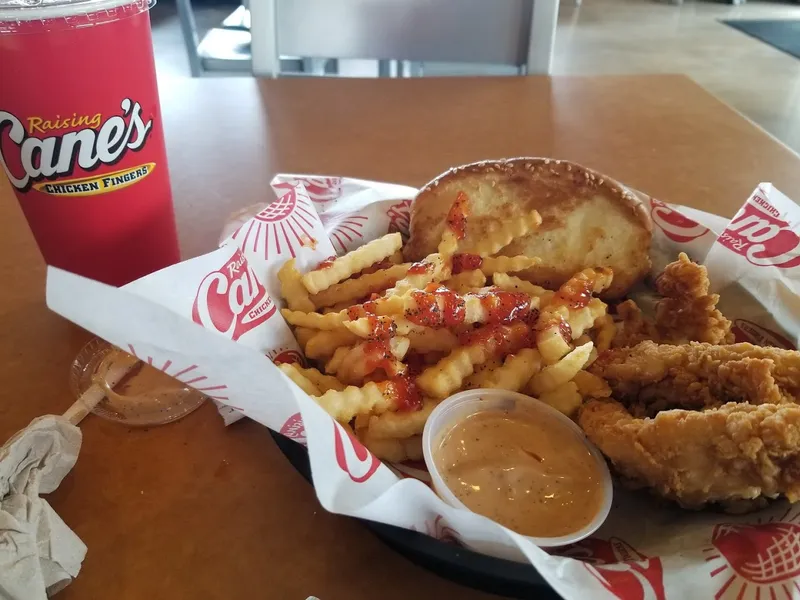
422,388,613,547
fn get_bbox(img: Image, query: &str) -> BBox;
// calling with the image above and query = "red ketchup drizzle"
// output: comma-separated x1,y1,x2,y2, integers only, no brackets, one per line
408,261,434,275
362,340,404,377
537,312,572,342
406,286,466,328
313,255,337,271
555,278,593,309
367,316,396,340
559,319,573,342
446,191,469,240
388,375,423,412
363,300,379,314
475,290,531,324
440,290,466,327
451,253,483,275
347,299,378,320
458,322,534,357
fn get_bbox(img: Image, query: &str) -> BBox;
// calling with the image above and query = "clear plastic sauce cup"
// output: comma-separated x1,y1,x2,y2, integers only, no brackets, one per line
422,388,613,547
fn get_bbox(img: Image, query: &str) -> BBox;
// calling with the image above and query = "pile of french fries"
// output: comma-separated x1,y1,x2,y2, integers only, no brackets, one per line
277,200,615,463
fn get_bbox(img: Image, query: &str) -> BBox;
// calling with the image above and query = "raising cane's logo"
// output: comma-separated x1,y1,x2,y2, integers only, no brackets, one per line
326,214,368,254
705,516,800,599
650,198,710,243
411,515,461,544
270,348,305,366
560,537,665,600
732,319,795,350
333,421,381,483
279,412,306,444
386,199,412,239
718,196,800,269
298,176,342,203
192,248,275,341
0,98,154,196
233,183,321,260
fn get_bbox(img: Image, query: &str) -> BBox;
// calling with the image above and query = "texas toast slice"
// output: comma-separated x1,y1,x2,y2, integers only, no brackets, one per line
405,158,653,299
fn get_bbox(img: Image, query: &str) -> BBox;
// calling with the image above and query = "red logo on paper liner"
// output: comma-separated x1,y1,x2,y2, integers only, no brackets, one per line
0,98,154,195
650,198,710,243
279,412,306,444
125,344,232,403
411,515,461,544
256,184,298,222
386,199,412,240
333,422,381,483
732,319,796,350
232,183,321,260
705,513,800,599
325,214,368,254
269,348,306,366
561,537,665,600
192,248,275,341
296,176,342,203
719,196,800,269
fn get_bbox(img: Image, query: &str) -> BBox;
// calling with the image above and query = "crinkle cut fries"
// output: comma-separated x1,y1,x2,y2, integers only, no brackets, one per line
277,196,614,463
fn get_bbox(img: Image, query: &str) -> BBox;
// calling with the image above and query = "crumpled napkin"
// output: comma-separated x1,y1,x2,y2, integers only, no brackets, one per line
0,416,86,599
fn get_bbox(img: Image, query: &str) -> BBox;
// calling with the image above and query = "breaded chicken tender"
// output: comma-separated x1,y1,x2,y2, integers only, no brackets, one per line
612,253,734,347
579,399,800,509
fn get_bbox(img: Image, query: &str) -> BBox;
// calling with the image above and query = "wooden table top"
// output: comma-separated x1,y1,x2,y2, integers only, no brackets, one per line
2,74,800,600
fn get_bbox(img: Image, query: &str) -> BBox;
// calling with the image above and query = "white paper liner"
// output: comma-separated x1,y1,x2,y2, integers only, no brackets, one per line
45,174,800,599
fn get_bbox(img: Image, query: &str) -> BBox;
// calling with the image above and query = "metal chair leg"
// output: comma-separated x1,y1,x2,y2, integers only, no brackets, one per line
174,0,204,77
250,0,279,76
378,59,392,78
325,59,340,75
526,0,559,75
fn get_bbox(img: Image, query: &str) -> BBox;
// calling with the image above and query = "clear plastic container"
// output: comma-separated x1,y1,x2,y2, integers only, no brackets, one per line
70,338,206,426
422,388,613,547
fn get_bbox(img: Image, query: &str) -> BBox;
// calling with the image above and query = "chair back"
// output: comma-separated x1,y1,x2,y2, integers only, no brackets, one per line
275,0,533,65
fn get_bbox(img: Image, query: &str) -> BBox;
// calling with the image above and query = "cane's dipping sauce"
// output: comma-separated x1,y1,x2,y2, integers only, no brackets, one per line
433,408,604,538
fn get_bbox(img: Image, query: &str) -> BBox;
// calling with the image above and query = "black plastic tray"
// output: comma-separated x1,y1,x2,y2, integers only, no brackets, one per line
269,431,562,599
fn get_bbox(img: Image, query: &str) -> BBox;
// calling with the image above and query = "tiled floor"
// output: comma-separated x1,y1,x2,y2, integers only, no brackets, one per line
555,0,800,154
152,0,800,153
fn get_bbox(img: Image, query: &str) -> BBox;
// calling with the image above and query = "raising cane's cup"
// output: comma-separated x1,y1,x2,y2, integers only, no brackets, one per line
0,0,179,286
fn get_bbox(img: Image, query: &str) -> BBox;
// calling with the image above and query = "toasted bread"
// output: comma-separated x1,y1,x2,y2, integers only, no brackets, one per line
405,158,652,299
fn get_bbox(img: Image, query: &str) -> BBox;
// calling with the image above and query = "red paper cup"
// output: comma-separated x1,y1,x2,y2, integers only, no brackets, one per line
0,0,180,286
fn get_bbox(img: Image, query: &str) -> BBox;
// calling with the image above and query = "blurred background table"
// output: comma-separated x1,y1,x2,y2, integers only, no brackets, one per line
1,74,799,600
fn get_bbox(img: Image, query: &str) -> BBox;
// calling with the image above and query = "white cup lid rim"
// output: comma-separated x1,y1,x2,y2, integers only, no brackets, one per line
0,0,148,24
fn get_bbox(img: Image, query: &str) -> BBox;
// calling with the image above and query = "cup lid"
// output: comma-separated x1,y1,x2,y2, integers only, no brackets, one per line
0,0,149,28
70,338,206,427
